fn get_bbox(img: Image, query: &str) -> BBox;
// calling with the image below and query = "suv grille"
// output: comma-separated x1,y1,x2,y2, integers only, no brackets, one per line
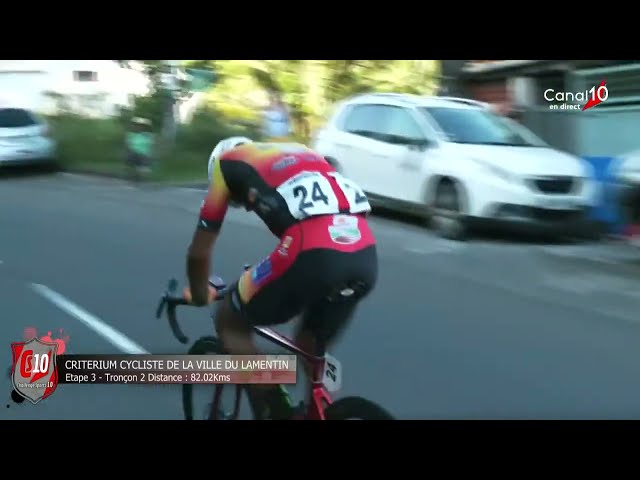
530,176,575,194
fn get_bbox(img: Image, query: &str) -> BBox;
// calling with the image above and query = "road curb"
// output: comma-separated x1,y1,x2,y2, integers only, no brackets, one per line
63,168,208,189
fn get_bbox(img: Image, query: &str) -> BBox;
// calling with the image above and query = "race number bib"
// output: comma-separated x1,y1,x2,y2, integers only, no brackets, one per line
277,171,340,219
276,171,371,219
328,172,371,214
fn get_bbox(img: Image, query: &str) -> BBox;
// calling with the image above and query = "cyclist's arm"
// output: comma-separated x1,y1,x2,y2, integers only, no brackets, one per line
186,158,230,306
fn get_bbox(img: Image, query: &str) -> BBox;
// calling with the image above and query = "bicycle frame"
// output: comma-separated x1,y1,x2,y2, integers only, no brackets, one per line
158,274,335,420
256,326,333,420
212,326,332,420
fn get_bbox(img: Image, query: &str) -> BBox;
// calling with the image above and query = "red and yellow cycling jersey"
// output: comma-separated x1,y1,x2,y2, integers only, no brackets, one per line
198,142,372,239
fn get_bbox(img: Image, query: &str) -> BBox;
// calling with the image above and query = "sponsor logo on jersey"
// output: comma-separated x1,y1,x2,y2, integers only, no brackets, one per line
277,236,293,256
272,156,299,171
332,214,358,227
251,258,273,285
328,225,362,245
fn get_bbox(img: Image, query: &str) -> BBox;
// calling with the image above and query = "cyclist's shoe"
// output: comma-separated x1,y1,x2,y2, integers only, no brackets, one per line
264,385,294,420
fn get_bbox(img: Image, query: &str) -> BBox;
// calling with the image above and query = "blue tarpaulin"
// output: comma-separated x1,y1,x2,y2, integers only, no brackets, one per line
583,156,625,234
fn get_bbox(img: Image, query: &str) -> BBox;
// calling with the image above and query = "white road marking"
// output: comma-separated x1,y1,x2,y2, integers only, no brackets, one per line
31,283,149,354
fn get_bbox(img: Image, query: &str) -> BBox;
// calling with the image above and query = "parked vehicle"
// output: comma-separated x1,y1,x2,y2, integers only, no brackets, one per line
0,107,57,170
313,93,597,240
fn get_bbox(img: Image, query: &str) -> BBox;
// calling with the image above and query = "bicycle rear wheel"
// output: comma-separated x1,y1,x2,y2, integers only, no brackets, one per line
183,335,243,420
323,396,395,420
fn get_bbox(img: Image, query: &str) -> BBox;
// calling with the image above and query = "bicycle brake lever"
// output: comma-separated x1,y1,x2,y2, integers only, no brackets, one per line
156,278,179,319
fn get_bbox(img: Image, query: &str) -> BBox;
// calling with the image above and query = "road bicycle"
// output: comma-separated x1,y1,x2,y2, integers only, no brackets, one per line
155,265,394,420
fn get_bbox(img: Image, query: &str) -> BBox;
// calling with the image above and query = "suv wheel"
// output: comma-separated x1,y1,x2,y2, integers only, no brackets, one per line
431,179,468,241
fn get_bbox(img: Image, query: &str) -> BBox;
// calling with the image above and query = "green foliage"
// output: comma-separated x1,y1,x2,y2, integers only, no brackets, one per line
47,113,126,168
46,104,260,182
118,91,167,131
174,107,253,154
203,60,442,141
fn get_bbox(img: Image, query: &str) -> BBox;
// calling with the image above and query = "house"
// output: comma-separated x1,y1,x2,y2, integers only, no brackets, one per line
458,60,632,115
0,60,150,117
453,60,640,156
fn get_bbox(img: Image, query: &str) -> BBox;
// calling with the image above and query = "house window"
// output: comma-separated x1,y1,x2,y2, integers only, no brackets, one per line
73,71,98,82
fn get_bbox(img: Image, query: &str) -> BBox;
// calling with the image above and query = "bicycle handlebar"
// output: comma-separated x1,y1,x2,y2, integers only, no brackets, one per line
155,277,230,344
156,265,250,344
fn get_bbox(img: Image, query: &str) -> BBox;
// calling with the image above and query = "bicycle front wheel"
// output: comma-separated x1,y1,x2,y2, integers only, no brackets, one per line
324,396,395,420
182,335,243,420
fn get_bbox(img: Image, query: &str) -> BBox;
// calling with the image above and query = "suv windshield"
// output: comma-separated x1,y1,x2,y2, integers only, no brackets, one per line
419,107,546,147
0,108,38,128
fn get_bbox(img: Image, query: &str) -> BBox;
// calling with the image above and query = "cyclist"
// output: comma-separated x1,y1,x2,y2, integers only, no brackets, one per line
183,137,378,419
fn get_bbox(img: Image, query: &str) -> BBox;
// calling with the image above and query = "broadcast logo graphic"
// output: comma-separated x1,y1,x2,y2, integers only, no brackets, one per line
11,337,59,404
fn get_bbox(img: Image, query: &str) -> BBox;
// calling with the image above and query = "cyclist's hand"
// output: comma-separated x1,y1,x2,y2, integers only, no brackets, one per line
182,286,217,306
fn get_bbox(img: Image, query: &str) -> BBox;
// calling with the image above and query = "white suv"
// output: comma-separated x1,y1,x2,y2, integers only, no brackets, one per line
313,93,596,239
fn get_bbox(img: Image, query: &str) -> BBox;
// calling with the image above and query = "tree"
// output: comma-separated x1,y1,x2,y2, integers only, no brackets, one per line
128,60,442,139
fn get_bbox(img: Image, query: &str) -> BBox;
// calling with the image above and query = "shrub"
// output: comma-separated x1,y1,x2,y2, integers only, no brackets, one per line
47,113,126,168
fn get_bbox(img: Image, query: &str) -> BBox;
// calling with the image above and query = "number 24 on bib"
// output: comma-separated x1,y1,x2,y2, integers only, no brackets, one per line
277,171,370,219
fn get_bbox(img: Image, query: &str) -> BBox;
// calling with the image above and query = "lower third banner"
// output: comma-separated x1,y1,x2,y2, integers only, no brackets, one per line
57,354,297,385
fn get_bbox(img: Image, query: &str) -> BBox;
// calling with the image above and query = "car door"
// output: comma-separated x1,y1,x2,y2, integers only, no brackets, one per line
363,105,431,202
331,104,393,196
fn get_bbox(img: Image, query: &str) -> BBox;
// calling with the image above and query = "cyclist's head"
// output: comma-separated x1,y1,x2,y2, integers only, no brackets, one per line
207,136,253,183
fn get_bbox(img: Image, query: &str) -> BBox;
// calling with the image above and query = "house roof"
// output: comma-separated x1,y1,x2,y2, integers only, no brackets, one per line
462,60,547,74
460,60,636,81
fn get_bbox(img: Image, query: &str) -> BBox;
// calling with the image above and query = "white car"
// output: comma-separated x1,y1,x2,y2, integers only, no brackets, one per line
313,93,596,239
0,107,57,170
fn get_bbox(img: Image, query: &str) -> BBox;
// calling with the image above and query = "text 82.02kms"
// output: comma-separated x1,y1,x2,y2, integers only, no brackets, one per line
63,372,231,384
61,371,295,384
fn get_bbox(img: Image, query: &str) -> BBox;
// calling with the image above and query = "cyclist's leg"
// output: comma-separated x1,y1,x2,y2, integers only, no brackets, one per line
294,298,359,391
214,232,304,419
293,245,378,401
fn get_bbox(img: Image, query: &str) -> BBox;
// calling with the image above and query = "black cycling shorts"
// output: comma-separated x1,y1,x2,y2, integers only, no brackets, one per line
228,245,378,346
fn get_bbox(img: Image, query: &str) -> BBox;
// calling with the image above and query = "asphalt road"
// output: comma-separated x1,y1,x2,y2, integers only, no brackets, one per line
2,172,640,419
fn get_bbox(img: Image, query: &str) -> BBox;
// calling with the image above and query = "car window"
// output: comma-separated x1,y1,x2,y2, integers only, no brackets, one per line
419,107,546,147
379,106,425,143
0,108,38,128
342,104,387,139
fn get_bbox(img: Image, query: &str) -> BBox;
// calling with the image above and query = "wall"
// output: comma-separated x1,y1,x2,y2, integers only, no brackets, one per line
520,108,578,155
467,81,511,114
